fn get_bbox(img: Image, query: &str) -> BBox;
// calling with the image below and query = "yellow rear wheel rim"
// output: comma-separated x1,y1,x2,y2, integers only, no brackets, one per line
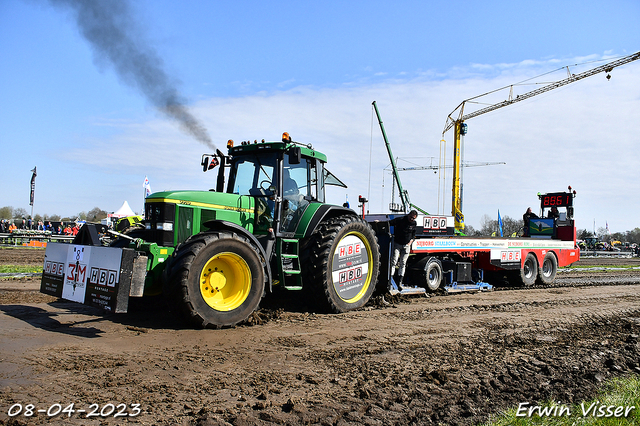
199,252,252,311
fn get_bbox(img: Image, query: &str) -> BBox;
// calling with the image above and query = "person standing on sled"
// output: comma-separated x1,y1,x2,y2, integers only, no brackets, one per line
389,210,418,290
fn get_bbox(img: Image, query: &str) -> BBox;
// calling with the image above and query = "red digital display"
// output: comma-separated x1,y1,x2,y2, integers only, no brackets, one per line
540,192,572,208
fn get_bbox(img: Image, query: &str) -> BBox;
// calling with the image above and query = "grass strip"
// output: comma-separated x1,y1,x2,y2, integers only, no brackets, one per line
483,375,640,425
0,265,43,274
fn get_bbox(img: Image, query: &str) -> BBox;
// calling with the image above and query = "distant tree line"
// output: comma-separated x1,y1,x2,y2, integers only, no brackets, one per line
462,214,640,245
2,205,640,244
0,205,109,224
464,214,524,238
576,227,640,245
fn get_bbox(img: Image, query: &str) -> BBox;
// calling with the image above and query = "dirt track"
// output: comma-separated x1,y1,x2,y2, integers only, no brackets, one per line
1,248,640,425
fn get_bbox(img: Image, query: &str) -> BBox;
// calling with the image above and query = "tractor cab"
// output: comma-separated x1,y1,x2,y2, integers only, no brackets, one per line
201,132,347,239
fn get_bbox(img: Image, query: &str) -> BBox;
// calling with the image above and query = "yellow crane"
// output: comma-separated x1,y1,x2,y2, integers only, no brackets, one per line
442,51,640,231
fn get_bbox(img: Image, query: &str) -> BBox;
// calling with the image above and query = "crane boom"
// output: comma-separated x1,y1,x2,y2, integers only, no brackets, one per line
444,51,640,134
442,51,640,231
392,160,506,171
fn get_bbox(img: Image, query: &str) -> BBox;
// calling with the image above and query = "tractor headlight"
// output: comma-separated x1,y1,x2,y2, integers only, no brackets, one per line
156,222,174,231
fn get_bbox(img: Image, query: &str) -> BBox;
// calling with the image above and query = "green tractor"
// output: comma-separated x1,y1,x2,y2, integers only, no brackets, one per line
46,133,380,328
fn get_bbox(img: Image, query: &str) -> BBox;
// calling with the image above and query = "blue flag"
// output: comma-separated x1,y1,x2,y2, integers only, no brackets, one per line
498,209,503,237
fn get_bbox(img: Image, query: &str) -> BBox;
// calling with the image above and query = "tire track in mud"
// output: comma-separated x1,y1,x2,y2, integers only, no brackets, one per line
3,289,639,425
250,308,640,426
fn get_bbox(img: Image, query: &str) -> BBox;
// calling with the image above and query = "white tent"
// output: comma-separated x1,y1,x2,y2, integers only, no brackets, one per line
111,201,136,218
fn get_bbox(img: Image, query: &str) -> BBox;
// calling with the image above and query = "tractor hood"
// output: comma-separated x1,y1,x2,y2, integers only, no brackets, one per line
146,190,254,214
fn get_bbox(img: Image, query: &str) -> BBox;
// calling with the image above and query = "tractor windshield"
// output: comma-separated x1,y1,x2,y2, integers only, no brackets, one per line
228,153,277,196
228,152,277,233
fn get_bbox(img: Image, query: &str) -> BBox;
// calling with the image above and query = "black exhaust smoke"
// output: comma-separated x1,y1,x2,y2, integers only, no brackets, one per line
47,0,215,149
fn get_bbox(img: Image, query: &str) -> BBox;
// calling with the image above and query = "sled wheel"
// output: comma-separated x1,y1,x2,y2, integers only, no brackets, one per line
302,215,380,313
537,252,557,285
164,232,265,328
517,252,538,286
424,259,443,291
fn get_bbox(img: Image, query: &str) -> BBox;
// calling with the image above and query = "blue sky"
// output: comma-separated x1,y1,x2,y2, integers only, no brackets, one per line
1,0,639,233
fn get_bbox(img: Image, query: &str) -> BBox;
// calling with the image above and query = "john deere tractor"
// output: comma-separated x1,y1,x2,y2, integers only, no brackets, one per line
41,133,380,328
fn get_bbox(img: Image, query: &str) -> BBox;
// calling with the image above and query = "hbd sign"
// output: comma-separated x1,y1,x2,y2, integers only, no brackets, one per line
424,217,447,229
421,216,454,235
339,266,363,284
89,267,118,287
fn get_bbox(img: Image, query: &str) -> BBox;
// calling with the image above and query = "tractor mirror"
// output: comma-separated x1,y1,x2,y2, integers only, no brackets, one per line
201,155,219,172
288,147,301,165
208,157,220,170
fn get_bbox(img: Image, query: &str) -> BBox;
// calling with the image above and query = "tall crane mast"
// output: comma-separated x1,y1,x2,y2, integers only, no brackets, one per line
442,51,640,231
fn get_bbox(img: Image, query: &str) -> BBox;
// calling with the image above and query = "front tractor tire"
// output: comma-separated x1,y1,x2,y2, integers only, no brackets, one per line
303,215,380,313
163,232,266,328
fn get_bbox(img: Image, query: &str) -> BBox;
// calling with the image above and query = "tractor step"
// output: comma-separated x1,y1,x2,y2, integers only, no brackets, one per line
280,238,303,289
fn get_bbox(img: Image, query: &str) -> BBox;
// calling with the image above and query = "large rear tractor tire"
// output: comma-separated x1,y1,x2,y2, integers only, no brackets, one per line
302,215,380,313
163,232,266,328
537,252,558,285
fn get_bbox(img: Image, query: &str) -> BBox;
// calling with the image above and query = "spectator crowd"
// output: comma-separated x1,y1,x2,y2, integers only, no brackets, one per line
0,219,81,236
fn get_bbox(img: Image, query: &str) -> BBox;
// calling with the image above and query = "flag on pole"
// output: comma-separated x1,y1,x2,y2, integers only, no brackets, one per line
29,167,37,206
497,209,503,237
606,222,609,234
143,176,152,197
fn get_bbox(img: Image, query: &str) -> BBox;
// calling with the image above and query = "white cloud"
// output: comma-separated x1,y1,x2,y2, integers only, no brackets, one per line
62,55,640,232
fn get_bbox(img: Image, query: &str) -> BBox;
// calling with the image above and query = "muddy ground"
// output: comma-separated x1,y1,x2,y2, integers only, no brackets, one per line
1,247,639,425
